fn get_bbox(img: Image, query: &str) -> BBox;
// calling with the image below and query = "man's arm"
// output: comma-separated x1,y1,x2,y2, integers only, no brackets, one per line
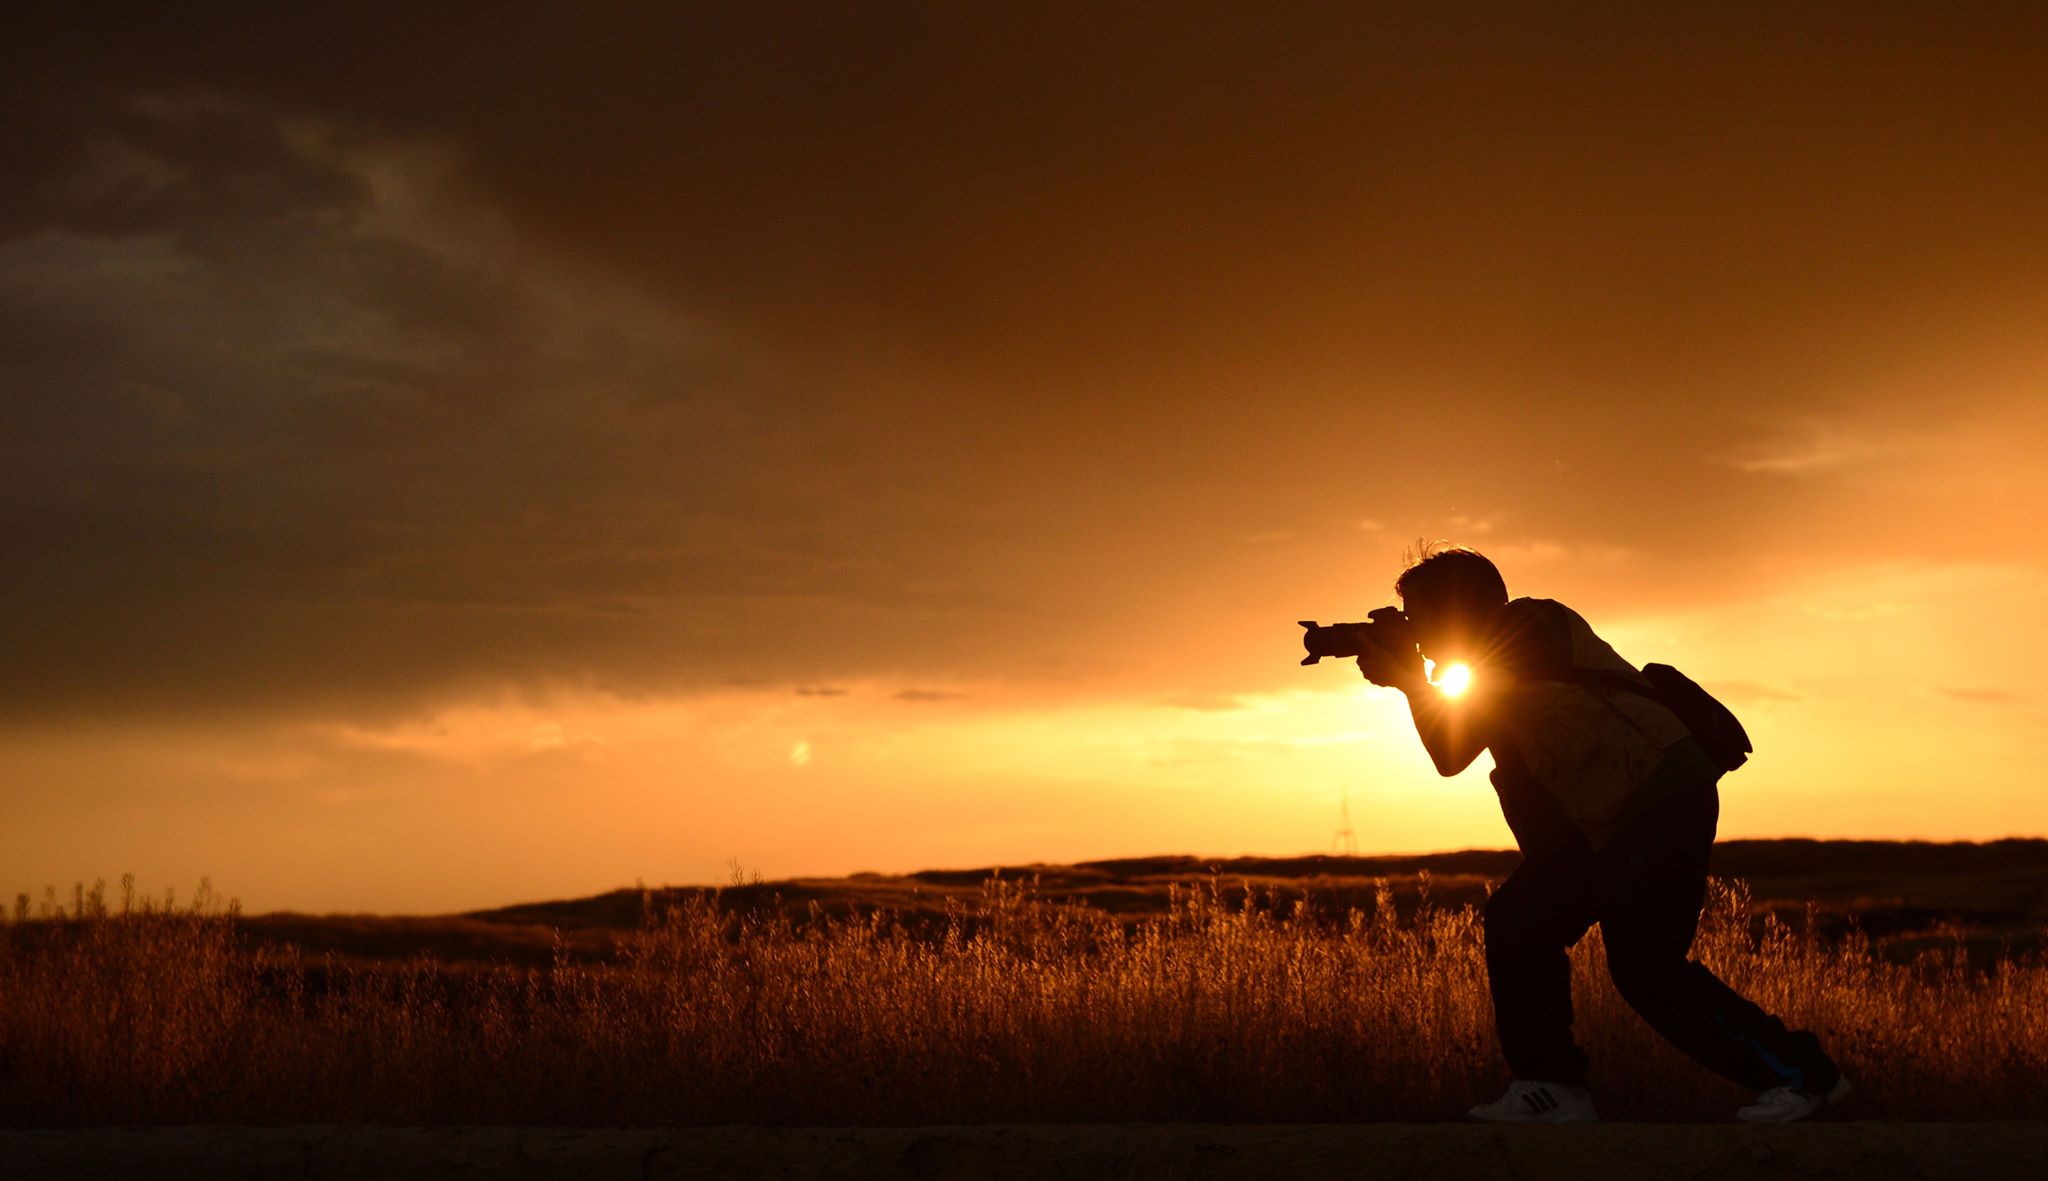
1356,648,1488,776
1402,679,1487,776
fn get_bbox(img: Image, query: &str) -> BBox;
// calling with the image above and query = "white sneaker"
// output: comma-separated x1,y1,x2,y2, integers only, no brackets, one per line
1467,1079,1599,1123
1735,1075,1852,1123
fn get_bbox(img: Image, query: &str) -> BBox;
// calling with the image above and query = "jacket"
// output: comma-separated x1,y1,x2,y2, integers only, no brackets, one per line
1478,597,1718,850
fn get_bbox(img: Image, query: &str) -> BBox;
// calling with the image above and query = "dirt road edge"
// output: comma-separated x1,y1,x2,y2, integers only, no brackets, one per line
4,1121,2044,1180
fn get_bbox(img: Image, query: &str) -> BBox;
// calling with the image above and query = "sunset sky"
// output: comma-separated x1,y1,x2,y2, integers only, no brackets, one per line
6,4,2047,913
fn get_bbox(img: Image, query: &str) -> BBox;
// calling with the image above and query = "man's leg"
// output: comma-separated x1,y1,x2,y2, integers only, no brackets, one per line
1482,838,1601,1085
1599,781,1842,1092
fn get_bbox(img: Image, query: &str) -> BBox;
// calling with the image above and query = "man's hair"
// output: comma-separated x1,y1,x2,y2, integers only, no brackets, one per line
1394,540,1508,610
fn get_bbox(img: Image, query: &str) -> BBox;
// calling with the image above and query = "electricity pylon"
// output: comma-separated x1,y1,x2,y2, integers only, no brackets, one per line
1331,792,1360,856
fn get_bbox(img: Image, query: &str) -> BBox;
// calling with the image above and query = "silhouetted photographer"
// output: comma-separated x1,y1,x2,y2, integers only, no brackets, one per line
1329,543,1847,1123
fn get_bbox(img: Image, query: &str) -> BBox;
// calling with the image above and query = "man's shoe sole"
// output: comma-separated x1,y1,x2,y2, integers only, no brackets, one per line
1466,1109,1599,1124
1735,1075,1852,1123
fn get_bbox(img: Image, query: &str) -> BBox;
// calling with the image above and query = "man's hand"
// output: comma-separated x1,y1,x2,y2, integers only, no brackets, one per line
1357,642,1425,691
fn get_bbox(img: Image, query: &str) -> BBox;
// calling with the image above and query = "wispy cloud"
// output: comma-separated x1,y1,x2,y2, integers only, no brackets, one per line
1936,687,2020,706
1722,419,1899,476
1713,681,1804,705
1486,540,1633,566
1801,601,1909,622
1155,692,1247,712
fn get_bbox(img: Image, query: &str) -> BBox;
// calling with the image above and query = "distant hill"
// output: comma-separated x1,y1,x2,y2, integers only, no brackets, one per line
237,839,2048,967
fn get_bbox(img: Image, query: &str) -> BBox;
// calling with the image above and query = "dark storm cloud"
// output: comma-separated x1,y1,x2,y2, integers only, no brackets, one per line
21,3,2048,392
6,3,2048,721
0,93,991,720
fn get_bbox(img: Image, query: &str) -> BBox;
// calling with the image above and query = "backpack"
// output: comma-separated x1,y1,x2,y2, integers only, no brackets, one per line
1497,598,1753,775
1591,663,1753,773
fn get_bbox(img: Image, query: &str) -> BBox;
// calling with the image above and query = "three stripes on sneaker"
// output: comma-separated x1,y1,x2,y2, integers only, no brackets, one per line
1522,1087,1562,1114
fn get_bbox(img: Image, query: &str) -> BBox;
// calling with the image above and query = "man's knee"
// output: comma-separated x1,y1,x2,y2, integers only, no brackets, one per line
1482,885,1549,955
1481,886,1517,938
1605,944,1693,1010
1484,858,1596,960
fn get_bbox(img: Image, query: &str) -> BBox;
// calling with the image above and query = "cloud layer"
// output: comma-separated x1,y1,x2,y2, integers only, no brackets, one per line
7,3,2048,727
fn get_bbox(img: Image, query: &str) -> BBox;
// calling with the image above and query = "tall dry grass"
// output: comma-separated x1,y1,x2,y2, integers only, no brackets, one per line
2,872,2044,1124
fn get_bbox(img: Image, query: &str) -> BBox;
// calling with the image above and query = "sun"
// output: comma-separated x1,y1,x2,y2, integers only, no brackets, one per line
1435,661,1474,698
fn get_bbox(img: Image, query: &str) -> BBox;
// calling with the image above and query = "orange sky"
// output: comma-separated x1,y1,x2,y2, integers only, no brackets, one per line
4,4,2047,912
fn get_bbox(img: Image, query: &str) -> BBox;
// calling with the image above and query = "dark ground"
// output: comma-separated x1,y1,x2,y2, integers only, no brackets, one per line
5,1123,2045,1180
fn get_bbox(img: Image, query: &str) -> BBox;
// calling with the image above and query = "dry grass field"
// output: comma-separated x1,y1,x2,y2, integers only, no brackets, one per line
5,850,2048,1127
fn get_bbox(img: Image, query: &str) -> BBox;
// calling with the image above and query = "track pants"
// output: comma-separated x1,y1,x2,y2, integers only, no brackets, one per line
1483,779,1841,1092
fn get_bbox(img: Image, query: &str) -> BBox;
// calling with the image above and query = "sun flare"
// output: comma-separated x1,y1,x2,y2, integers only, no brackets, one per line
1435,662,1473,698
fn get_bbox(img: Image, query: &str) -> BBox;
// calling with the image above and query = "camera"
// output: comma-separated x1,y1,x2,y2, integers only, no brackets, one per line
1298,607,1415,666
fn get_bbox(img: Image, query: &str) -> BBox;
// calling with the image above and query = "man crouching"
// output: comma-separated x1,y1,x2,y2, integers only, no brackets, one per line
1354,543,1848,1123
